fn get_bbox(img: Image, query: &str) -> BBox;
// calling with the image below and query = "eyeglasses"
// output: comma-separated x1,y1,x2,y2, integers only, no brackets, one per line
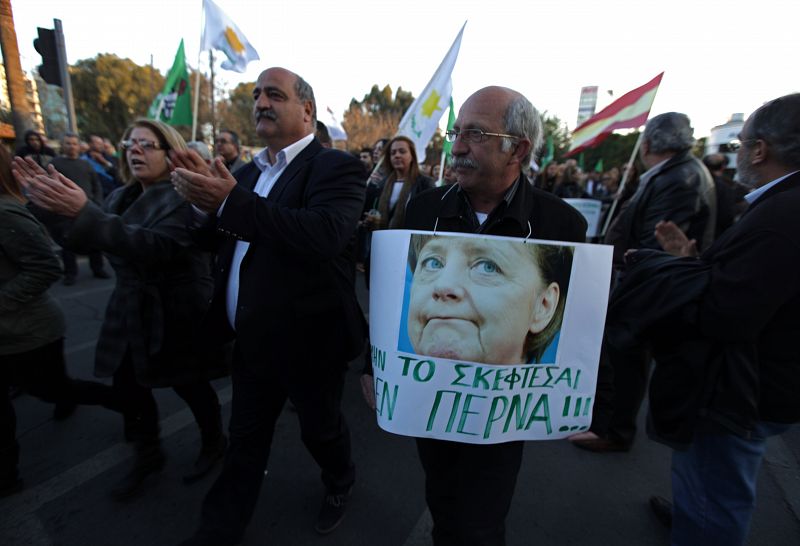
120,138,162,151
728,135,759,152
444,129,519,143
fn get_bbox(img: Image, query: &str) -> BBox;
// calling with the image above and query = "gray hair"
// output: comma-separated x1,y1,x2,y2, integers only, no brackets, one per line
643,112,694,154
746,93,800,169
502,94,542,166
62,131,79,142
294,74,317,127
187,141,212,161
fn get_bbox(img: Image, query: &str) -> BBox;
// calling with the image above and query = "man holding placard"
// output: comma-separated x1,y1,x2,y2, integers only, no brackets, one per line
365,86,590,545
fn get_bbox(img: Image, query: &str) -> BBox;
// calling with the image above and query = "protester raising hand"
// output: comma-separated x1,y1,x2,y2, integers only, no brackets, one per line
654,220,698,257
11,157,88,217
169,150,236,213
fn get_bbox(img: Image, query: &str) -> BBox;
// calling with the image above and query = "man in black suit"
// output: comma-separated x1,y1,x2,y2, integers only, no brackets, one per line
172,67,366,546
645,93,800,545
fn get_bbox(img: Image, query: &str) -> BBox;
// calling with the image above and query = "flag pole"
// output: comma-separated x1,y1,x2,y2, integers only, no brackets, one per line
436,146,446,186
599,130,644,237
191,0,205,141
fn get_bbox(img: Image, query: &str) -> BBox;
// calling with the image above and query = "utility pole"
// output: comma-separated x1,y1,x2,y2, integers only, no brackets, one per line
0,0,35,149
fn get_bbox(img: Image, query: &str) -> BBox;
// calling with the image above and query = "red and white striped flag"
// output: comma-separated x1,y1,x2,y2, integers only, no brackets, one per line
567,72,664,156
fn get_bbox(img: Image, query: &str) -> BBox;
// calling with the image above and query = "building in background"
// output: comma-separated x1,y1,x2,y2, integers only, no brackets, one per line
0,62,46,138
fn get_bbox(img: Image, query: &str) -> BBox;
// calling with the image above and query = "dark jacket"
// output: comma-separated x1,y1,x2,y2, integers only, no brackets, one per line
0,196,65,355
404,176,587,240
606,249,759,448
65,181,227,387
194,139,367,373
401,177,616,434
606,151,716,265
609,171,800,445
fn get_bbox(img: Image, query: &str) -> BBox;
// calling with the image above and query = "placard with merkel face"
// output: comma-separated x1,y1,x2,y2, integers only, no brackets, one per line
369,230,613,444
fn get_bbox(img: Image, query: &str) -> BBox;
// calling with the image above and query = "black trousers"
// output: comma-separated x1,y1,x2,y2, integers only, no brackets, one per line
0,339,113,478
111,354,221,444
195,348,354,543
43,217,105,278
605,341,652,446
416,438,524,546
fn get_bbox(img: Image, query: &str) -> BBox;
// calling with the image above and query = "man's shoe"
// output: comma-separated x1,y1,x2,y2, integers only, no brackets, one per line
182,435,227,484
93,270,111,279
52,401,78,421
570,435,631,453
63,275,76,286
314,487,352,535
649,495,673,528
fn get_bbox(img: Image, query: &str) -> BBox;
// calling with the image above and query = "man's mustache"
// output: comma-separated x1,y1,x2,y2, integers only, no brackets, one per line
255,109,277,121
451,157,477,170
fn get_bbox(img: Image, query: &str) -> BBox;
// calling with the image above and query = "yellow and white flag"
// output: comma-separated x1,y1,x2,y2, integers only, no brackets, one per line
397,22,466,162
201,0,260,73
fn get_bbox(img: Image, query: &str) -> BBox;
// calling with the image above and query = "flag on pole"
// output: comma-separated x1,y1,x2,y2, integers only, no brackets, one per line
540,136,554,168
323,106,347,141
397,22,466,162
594,158,604,173
147,39,192,126
441,97,457,159
567,72,664,156
201,0,260,73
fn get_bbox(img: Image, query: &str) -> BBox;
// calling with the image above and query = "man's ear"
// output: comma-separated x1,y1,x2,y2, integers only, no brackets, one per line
508,138,532,169
304,101,314,123
529,282,560,334
750,139,768,166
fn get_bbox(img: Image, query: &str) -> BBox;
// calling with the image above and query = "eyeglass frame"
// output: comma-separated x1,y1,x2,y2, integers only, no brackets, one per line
120,138,163,151
444,128,520,144
728,134,760,152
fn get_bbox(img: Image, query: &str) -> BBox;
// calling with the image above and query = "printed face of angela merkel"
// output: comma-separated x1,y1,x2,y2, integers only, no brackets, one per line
407,236,560,364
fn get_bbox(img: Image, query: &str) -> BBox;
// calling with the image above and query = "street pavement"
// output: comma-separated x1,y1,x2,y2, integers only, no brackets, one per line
1,264,799,545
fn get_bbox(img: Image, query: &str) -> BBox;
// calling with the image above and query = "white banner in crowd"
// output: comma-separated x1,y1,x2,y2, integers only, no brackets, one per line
369,230,613,444
564,198,604,238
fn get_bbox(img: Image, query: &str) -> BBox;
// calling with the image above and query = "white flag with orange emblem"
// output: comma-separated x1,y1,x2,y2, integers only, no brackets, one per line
201,0,260,73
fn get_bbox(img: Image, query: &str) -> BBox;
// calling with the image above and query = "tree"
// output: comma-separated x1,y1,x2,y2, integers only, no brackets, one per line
69,54,214,143
70,54,163,141
0,0,35,148
539,112,571,163
581,131,641,172
342,84,415,151
216,81,259,146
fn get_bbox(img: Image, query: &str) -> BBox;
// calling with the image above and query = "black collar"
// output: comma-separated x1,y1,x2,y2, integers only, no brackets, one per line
439,176,529,233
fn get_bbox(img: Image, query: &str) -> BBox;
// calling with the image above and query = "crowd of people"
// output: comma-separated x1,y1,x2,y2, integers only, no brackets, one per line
1,65,798,546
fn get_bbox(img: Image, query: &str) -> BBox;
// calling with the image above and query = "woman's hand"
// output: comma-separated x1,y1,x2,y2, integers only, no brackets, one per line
12,157,88,218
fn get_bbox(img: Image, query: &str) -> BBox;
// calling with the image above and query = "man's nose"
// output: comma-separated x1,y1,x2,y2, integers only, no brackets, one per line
450,134,469,156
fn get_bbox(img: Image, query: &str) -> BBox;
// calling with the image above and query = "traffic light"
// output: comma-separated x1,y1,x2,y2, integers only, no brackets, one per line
33,27,61,87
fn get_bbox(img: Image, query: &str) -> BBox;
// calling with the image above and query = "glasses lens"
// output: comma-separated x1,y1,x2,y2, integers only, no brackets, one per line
728,140,741,152
444,131,457,143
463,129,484,143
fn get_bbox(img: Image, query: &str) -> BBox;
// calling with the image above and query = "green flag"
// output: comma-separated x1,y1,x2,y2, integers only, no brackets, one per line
148,40,192,126
442,97,457,159
540,136,554,168
594,158,604,173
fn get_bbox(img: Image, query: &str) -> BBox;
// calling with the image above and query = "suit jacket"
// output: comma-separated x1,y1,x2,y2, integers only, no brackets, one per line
197,138,367,374
66,181,226,387
606,151,716,264
697,170,800,423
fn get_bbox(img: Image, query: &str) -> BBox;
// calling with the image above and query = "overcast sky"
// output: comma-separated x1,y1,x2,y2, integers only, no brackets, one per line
12,0,799,137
